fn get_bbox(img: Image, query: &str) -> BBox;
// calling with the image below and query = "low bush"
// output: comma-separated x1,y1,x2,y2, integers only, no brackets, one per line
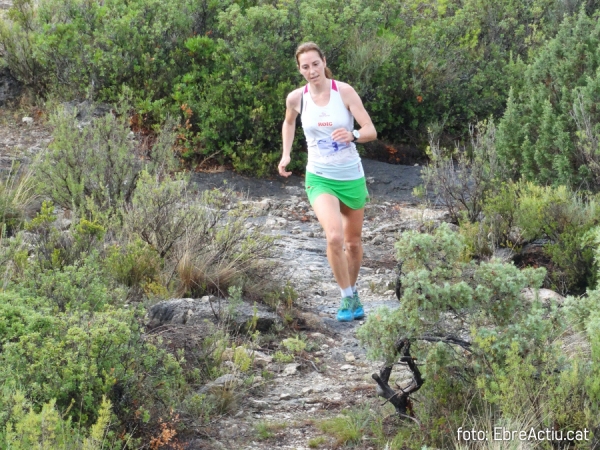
421,120,505,223
2,392,113,449
459,182,600,294
36,101,178,218
358,223,598,448
0,288,187,440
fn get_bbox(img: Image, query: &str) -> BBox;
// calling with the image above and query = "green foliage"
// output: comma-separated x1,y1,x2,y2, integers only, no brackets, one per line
358,223,600,448
4,0,593,174
3,392,113,450
0,284,187,439
461,182,600,294
359,223,547,361
36,103,177,217
105,236,163,295
0,0,195,101
281,336,307,354
496,10,600,188
272,351,294,363
318,407,373,447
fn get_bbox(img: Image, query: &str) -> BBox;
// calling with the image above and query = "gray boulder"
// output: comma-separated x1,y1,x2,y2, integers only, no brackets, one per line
146,296,281,333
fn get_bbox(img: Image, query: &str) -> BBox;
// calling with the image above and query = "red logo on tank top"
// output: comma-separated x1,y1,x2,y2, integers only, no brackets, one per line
318,122,333,127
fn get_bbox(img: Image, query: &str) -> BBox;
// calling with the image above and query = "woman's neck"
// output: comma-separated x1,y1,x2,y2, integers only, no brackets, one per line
309,78,330,95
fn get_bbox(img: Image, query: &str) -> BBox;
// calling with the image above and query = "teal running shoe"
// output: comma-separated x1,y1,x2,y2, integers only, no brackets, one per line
352,291,365,320
336,296,353,322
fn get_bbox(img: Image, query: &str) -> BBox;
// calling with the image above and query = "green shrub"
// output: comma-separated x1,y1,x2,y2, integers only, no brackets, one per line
105,236,163,297
281,336,306,354
318,407,373,447
458,182,600,294
123,170,198,259
2,392,113,450
496,10,600,188
0,289,187,434
357,224,595,447
35,101,178,218
0,0,195,101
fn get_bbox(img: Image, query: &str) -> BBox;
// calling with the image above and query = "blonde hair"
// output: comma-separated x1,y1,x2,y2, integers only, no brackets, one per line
295,42,333,79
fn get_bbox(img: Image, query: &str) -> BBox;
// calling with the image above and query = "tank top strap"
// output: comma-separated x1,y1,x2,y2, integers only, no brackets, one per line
300,84,309,116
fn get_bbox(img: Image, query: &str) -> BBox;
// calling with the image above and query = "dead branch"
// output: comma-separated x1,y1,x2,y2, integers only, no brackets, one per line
419,334,472,350
372,338,424,417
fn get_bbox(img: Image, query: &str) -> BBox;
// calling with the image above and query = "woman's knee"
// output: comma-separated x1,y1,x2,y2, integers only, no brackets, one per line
345,238,362,254
326,232,345,250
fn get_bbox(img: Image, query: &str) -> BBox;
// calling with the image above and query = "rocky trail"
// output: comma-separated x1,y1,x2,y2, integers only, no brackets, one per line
172,164,448,450
1,112,447,450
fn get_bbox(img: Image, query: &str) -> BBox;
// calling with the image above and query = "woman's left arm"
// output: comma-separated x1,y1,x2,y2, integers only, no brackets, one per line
332,83,377,144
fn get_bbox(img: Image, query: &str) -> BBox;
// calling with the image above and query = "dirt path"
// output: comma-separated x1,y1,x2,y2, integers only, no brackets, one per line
179,183,448,450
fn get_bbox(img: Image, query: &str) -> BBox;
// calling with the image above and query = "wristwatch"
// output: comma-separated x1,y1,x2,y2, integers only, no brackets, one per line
352,129,360,142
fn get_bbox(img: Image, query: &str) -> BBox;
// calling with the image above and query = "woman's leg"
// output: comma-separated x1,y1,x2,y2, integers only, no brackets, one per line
311,193,351,291
340,203,364,287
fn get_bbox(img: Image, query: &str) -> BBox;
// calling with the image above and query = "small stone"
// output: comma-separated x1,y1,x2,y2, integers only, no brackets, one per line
249,399,269,410
280,393,293,400
384,290,395,296
372,235,384,245
283,363,300,376
366,177,375,184
321,344,329,350
344,352,356,362
340,364,353,371
212,374,239,386
302,386,313,394
22,117,34,125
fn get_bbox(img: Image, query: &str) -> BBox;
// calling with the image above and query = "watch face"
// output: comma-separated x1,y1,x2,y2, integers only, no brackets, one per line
353,130,360,139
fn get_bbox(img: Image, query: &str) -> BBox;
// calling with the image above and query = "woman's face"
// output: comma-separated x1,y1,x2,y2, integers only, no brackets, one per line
297,50,326,84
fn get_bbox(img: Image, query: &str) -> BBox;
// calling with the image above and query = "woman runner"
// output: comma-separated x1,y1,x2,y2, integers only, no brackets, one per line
278,42,377,322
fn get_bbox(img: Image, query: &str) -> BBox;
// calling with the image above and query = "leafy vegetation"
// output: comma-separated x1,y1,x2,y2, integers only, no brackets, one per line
3,0,600,447
2,0,598,175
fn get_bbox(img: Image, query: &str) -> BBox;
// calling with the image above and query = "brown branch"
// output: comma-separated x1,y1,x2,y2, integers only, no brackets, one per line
372,338,425,417
419,334,472,350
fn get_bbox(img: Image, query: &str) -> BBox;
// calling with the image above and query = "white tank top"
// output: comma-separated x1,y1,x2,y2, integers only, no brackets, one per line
300,79,363,180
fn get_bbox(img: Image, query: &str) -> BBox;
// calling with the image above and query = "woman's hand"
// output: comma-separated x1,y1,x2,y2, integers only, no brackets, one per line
278,155,292,177
332,128,353,143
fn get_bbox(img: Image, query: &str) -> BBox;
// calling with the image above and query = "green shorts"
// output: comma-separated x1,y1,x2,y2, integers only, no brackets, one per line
305,172,369,210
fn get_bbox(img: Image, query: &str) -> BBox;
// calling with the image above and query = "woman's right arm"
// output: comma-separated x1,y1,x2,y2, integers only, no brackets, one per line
279,90,301,177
